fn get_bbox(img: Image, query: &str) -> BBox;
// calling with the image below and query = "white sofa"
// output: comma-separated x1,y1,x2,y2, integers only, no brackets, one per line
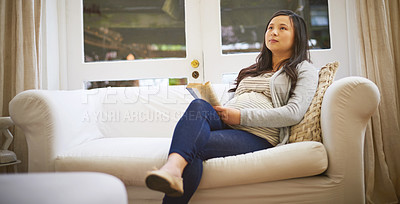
9,76,379,204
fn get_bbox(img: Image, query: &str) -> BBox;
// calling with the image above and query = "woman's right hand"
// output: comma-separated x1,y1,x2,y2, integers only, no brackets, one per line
213,106,240,125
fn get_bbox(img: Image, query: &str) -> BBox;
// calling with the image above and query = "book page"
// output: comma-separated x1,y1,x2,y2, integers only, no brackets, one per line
186,82,221,106
202,82,221,106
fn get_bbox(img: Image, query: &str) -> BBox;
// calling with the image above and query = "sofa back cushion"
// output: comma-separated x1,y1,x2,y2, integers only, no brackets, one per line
91,84,231,138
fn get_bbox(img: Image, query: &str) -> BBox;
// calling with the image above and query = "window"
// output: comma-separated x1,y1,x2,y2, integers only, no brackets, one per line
83,0,186,62
84,77,188,89
220,0,330,54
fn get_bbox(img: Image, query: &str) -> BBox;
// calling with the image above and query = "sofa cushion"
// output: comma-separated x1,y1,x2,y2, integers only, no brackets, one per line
55,138,327,189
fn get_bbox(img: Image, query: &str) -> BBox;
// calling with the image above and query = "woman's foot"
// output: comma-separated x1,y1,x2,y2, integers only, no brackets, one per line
145,153,187,197
145,169,184,197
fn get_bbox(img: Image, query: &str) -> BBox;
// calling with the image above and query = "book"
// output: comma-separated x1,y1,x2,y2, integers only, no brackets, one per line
186,81,221,106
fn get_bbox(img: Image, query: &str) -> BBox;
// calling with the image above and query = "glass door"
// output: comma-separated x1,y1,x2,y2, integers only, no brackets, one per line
64,0,349,89
65,0,204,89
202,0,349,84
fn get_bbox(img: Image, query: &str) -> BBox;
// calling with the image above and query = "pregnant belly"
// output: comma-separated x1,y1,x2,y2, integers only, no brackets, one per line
225,92,279,146
225,92,274,110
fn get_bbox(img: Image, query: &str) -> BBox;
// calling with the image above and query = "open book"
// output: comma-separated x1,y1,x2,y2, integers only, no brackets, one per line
186,81,221,106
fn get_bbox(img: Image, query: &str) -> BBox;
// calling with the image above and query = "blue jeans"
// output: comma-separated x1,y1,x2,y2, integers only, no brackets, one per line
163,99,273,204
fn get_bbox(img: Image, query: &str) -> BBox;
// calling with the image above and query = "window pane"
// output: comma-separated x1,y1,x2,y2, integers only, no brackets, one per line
83,0,186,62
84,77,188,89
220,0,330,54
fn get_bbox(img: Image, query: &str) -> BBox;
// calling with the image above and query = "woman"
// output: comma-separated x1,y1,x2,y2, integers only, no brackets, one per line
145,10,318,203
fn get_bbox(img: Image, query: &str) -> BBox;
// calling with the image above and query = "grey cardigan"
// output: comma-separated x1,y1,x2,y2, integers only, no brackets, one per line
240,60,318,145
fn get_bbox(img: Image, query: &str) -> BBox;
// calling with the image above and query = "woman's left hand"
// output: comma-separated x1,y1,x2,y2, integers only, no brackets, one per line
213,106,241,125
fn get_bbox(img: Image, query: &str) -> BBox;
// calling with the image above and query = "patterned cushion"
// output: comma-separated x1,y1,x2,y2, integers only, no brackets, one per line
289,61,339,143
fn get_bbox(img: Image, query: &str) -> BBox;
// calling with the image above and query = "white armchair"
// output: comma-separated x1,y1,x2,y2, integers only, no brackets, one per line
9,76,379,204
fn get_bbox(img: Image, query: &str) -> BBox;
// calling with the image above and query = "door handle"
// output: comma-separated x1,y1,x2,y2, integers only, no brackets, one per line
191,59,199,68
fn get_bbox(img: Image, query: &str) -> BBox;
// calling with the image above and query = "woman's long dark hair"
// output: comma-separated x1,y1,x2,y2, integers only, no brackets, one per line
229,10,310,96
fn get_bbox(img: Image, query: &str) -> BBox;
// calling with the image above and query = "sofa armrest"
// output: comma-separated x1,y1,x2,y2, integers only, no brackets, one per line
0,172,128,204
321,76,379,201
9,90,103,172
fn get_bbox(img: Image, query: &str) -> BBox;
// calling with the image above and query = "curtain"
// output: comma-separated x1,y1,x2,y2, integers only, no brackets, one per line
354,0,400,203
0,0,42,172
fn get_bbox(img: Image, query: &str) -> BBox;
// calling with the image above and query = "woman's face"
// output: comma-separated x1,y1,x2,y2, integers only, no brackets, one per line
265,15,295,56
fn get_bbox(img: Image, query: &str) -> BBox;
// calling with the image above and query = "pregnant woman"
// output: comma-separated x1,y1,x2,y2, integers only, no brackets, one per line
145,9,318,204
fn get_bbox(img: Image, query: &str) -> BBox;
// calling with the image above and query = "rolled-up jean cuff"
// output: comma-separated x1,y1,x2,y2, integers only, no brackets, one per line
168,150,193,164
